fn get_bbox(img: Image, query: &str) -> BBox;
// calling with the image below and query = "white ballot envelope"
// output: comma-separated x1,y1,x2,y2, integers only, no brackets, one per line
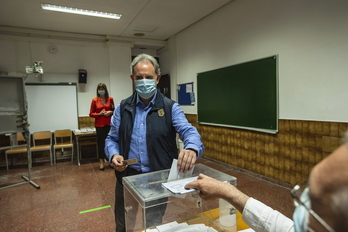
167,159,194,181
162,159,197,194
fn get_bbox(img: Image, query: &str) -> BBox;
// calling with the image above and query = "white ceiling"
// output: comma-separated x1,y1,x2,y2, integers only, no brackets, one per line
0,0,232,50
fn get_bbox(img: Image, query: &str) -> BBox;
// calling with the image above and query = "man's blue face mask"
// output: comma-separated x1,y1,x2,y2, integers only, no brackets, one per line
135,79,157,99
293,187,311,232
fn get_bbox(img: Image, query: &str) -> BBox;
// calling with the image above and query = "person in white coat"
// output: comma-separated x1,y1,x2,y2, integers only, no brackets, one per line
186,131,348,232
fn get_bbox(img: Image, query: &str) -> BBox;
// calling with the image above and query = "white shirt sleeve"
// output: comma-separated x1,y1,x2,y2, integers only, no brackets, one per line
242,198,294,232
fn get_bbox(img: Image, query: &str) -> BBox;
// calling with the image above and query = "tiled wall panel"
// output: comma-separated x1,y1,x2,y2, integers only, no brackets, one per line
76,115,347,186
185,114,347,186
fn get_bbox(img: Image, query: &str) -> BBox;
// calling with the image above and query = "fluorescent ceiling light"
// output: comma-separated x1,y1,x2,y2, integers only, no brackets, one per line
41,3,122,19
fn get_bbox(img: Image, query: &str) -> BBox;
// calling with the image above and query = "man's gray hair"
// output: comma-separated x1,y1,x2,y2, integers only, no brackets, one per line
130,54,160,75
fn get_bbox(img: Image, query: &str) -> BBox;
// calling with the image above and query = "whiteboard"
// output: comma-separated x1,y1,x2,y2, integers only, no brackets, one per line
25,83,78,133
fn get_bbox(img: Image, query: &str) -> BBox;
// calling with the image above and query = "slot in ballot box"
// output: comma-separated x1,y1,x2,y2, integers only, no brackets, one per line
123,163,237,231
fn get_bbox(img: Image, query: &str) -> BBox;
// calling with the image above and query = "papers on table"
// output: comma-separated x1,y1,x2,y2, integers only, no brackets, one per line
145,221,254,232
73,128,96,133
144,221,219,232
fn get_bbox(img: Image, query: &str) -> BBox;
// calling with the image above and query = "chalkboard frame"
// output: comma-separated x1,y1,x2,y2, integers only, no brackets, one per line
197,55,278,134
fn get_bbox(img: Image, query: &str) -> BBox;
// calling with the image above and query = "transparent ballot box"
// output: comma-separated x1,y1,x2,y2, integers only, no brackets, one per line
123,163,237,232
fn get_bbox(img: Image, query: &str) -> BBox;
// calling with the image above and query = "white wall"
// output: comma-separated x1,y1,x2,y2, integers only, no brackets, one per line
109,45,133,108
169,0,348,122
2,0,347,123
0,35,134,117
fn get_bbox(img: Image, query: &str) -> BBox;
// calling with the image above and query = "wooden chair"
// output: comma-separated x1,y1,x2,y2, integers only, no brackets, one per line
5,132,28,171
30,131,53,166
53,129,74,164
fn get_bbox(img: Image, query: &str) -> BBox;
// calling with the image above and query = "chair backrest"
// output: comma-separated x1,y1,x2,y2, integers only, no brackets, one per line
7,132,28,151
54,129,72,144
10,132,26,145
17,132,25,141
32,131,52,146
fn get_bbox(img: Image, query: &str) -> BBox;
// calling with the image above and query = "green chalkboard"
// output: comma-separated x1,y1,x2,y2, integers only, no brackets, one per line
197,56,278,133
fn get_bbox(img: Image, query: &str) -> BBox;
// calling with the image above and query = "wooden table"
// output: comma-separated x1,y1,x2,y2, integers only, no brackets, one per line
136,208,250,232
73,129,98,166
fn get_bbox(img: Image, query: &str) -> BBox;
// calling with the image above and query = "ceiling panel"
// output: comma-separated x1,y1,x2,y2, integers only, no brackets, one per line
0,0,232,48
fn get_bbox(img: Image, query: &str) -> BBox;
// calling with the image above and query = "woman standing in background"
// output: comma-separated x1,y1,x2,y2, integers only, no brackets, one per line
89,83,114,170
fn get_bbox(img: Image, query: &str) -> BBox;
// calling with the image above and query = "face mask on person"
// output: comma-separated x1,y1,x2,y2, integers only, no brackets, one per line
293,187,311,232
98,90,105,96
135,79,157,99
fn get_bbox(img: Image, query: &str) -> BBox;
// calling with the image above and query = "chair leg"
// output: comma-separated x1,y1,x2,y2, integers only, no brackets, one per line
71,148,73,163
53,148,56,165
50,149,53,166
79,145,82,162
5,153,9,171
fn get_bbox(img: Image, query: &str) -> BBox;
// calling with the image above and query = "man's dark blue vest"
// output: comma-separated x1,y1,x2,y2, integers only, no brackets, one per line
116,90,178,182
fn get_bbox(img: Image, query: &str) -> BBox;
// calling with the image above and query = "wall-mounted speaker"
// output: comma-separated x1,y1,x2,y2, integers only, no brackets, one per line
78,69,87,83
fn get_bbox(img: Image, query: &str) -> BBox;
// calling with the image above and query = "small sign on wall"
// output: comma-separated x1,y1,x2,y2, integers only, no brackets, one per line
177,82,195,105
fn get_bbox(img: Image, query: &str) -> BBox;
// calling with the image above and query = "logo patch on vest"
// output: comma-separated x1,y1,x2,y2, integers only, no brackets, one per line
158,108,165,117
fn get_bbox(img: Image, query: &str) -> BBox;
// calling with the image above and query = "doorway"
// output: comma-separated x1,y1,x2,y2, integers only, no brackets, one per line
157,74,170,99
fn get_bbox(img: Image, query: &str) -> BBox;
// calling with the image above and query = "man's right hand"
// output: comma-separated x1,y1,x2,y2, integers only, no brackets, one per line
111,154,127,172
